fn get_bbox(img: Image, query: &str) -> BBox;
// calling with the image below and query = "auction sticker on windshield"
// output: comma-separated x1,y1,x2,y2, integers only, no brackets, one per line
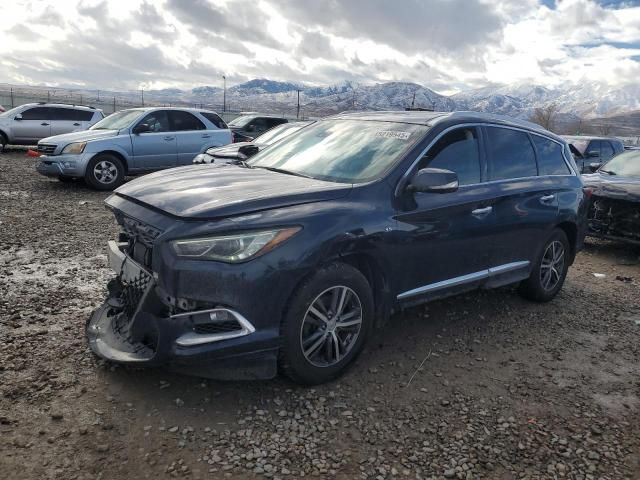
375,130,412,140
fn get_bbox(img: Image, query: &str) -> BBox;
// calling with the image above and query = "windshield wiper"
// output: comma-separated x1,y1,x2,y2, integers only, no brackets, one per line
600,169,616,175
255,166,314,179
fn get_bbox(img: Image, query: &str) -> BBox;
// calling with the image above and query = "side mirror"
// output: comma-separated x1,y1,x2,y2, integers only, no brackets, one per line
133,123,151,134
14,114,23,121
589,162,601,172
586,151,600,158
409,168,458,194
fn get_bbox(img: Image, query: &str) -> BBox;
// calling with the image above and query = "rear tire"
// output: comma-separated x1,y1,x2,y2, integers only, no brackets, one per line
518,229,570,302
84,154,125,190
279,263,373,385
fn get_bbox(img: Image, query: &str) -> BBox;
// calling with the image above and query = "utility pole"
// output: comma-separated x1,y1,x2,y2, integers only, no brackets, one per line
296,89,301,119
48,90,50,103
141,88,144,107
10,87,14,108
411,91,416,109
222,75,226,113
113,96,116,113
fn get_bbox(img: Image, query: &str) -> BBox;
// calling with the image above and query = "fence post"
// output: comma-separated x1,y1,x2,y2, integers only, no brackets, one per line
113,97,116,113
10,88,14,108
48,90,50,102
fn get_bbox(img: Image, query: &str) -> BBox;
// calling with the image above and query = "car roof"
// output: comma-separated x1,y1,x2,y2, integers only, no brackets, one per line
328,110,563,141
20,102,102,112
562,135,620,142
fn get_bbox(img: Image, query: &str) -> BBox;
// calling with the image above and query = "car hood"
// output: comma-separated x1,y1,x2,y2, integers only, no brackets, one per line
39,129,119,145
113,164,352,219
582,173,640,202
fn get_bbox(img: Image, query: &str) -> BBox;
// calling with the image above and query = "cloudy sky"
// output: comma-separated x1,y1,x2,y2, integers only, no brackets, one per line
1,0,640,94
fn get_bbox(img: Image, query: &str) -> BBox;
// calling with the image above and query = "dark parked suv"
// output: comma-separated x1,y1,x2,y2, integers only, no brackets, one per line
563,135,624,173
88,111,588,385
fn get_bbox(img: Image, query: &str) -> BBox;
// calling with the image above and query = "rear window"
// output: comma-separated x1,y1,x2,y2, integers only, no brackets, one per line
199,112,227,129
532,135,571,175
486,127,537,181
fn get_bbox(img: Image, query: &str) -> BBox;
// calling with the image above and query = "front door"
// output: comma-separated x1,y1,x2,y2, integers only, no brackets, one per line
130,110,177,170
12,106,51,143
393,126,496,301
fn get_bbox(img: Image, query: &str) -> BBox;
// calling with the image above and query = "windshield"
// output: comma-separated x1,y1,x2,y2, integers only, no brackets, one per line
228,116,254,128
248,119,429,183
0,106,24,117
90,110,144,130
254,122,308,145
599,150,640,176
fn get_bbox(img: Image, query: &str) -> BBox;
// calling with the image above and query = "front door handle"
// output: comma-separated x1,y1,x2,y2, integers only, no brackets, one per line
41,122,50,126
202,134,211,138
163,136,175,141
540,194,555,203
471,206,493,217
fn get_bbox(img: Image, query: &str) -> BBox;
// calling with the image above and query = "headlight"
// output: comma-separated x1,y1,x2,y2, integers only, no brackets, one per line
61,142,87,154
172,227,301,262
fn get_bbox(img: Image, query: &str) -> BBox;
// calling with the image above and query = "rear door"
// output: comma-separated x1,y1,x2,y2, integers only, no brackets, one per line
49,107,80,136
12,107,51,143
394,126,496,300
483,126,559,272
130,110,177,170
169,110,211,165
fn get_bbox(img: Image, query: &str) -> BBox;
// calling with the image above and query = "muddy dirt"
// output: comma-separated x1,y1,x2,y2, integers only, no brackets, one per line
1,149,639,480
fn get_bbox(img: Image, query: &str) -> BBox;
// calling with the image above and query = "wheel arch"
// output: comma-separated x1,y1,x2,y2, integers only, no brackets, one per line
555,221,577,264
93,150,129,173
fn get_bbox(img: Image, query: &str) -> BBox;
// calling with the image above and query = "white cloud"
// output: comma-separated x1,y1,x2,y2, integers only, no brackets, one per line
0,0,639,93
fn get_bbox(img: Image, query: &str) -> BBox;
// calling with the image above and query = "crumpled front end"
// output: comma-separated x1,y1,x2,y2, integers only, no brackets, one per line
587,196,640,244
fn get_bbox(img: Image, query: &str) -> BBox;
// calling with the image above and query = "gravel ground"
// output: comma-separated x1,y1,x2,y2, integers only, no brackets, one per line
1,149,639,480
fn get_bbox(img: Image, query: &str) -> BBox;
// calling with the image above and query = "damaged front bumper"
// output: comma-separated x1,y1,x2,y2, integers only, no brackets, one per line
587,196,640,245
86,241,279,379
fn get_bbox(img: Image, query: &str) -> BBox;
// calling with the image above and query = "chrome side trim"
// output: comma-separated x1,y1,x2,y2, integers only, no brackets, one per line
397,260,531,300
488,261,530,275
397,270,489,300
173,308,256,347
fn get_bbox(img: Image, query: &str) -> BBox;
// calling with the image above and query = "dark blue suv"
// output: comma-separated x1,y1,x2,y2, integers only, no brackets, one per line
87,111,588,385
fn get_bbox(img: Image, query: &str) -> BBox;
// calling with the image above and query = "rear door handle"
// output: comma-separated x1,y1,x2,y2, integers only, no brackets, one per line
540,194,555,203
73,122,81,126
41,122,50,126
471,206,492,217
202,134,211,138
163,136,175,141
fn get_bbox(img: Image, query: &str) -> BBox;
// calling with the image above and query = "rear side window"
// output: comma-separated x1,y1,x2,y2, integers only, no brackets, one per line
169,111,205,131
600,141,615,161
199,112,227,129
425,127,481,185
20,107,50,120
49,108,95,122
486,127,537,181
532,136,571,175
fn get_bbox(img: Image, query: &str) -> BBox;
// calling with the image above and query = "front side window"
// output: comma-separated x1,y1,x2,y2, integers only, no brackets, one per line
20,107,50,120
249,119,429,183
169,111,205,131
138,111,170,133
532,135,570,175
486,127,537,181
586,140,601,158
423,127,481,185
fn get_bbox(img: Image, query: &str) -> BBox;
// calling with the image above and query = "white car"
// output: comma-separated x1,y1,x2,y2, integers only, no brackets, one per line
0,103,104,151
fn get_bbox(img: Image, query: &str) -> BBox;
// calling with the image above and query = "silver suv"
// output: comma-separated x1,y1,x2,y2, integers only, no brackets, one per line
36,107,232,190
0,103,104,150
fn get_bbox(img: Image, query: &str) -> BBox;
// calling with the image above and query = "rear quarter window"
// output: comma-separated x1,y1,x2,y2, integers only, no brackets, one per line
532,135,571,175
199,112,227,129
486,127,537,181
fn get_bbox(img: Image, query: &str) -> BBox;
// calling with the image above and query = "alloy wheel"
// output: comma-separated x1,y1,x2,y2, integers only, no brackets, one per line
539,240,565,291
93,160,118,185
300,286,363,367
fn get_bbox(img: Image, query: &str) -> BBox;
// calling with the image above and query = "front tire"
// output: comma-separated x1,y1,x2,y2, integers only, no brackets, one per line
0,132,7,152
279,263,373,385
84,154,125,190
519,229,570,302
